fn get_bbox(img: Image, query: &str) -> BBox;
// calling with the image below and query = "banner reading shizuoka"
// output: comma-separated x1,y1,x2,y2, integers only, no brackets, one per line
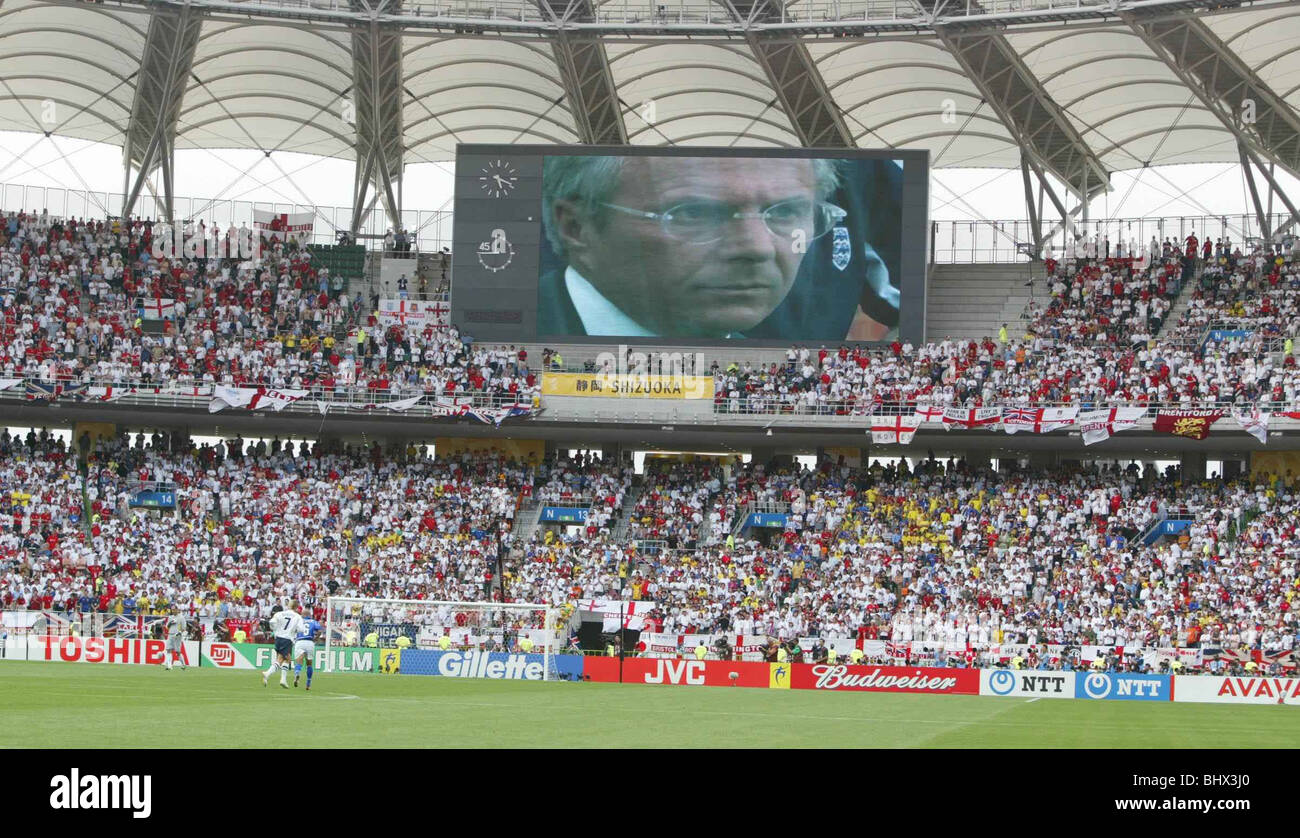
1154,409,1224,441
542,372,713,400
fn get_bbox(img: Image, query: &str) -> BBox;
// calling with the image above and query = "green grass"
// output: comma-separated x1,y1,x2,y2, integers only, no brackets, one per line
1,660,1295,748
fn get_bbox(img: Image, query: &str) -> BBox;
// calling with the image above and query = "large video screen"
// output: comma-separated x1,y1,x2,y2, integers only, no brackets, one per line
451,145,928,346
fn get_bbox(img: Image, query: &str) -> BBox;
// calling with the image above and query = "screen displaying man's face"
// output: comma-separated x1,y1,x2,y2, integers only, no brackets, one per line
562,157,816,338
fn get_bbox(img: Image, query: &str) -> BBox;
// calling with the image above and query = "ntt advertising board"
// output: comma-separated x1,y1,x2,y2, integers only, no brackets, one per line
981,668,1077,699
1074,671,1171,702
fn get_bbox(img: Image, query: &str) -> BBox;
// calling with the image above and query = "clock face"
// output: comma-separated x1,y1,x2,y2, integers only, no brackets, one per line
478,160,518,198
477,228,515,273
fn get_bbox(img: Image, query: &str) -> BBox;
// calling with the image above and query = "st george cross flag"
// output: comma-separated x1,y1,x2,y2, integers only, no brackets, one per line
870,413,921,445
209,386,308,413
253,209,314,240
429,302,450,326
82,386,135,403
377,299,433,328
912,403,946,425
1002,406,1080,434
1282,411,1300,421
1234,409,1270,445
140,298,176,320
1080,406,1146,445
581,599,656,632
942,406,1001,430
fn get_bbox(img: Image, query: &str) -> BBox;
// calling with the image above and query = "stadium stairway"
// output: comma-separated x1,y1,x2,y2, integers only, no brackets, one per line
925,263,1036,342
1153,260,1204,342
611,479,645,542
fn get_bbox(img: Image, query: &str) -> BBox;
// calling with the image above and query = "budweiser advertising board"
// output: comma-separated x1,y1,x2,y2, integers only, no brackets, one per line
790,664,980,694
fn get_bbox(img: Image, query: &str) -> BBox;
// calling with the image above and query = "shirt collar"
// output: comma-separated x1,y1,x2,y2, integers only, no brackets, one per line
564,266,655,337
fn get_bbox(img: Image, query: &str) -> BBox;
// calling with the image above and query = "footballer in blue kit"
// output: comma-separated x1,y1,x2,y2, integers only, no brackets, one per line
293,618,323,690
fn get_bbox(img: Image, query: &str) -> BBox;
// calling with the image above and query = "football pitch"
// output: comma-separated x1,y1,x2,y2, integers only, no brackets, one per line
1,660,1295,748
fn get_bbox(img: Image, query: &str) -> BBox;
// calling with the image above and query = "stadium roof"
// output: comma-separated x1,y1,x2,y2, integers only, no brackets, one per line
2,0,1300,221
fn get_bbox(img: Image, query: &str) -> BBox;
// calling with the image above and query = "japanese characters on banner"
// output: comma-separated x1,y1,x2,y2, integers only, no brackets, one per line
1002,406,1079,434
209,386,309,413
376,298,451,329
1080,406,1146,445
870,413,921,445
1153,408,1224,440
941,406,1001,429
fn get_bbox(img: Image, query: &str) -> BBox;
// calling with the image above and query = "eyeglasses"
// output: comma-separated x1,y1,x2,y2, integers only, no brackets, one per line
601,198,847,245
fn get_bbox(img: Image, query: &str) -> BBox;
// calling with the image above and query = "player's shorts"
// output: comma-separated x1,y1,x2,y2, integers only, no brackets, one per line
293,639,315,660
165,636,183,651
274,636,293,658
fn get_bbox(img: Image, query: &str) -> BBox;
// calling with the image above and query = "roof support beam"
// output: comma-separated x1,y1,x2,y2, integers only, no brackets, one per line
934,23,1109,200
1240,142,1300,242
1238,141,1271,241
349,0,404,234
1122,11,1300,182
122,4,202,221
1020,152,1043,258
745,35,853,147
547,0,627,145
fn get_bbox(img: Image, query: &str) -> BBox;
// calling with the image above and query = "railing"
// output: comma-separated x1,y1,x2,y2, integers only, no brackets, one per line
1,182,453,254
5,373,1300,427
931,215,1300,263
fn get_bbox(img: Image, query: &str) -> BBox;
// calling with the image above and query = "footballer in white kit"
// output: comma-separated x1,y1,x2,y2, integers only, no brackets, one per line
163,612,188,670
263,605,305,688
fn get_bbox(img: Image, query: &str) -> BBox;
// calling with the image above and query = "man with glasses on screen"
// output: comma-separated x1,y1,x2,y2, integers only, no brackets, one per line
542,156,890,339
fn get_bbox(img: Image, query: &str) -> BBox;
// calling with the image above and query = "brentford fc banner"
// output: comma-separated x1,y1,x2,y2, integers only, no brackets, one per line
1002,406,1080,434
1154,409,1223,440
377,299,451,328
870,413,921,445
1080,406,1146,446
253,209,314,240
942,407,1001,429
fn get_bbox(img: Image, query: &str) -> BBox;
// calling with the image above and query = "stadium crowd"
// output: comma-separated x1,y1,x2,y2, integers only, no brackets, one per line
2,430,1296,673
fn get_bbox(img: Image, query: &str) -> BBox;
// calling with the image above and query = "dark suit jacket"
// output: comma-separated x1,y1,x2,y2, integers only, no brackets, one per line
537,263,586,337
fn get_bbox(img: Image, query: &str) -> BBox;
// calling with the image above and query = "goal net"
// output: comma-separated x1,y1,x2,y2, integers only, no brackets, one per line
323,597,562,680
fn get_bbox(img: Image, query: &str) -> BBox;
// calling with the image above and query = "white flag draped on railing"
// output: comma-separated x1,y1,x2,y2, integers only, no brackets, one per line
1079,406,1146,445
430,396,473,417
85,386,135,402
0,378,21,392
316,393,424,416
1234,409,1270,445
870,413,922,445
941,406,1002,430
209,386,309,413
1002,406,1080,434
912,403,946,425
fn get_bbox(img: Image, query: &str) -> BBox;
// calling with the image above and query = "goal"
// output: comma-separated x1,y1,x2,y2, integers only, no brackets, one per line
323,597,562,680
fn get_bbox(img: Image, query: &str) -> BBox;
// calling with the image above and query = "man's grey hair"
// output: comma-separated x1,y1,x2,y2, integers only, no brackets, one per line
541,155,844,259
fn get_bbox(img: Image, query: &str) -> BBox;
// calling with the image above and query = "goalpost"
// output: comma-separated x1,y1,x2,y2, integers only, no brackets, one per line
323,597,562,680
